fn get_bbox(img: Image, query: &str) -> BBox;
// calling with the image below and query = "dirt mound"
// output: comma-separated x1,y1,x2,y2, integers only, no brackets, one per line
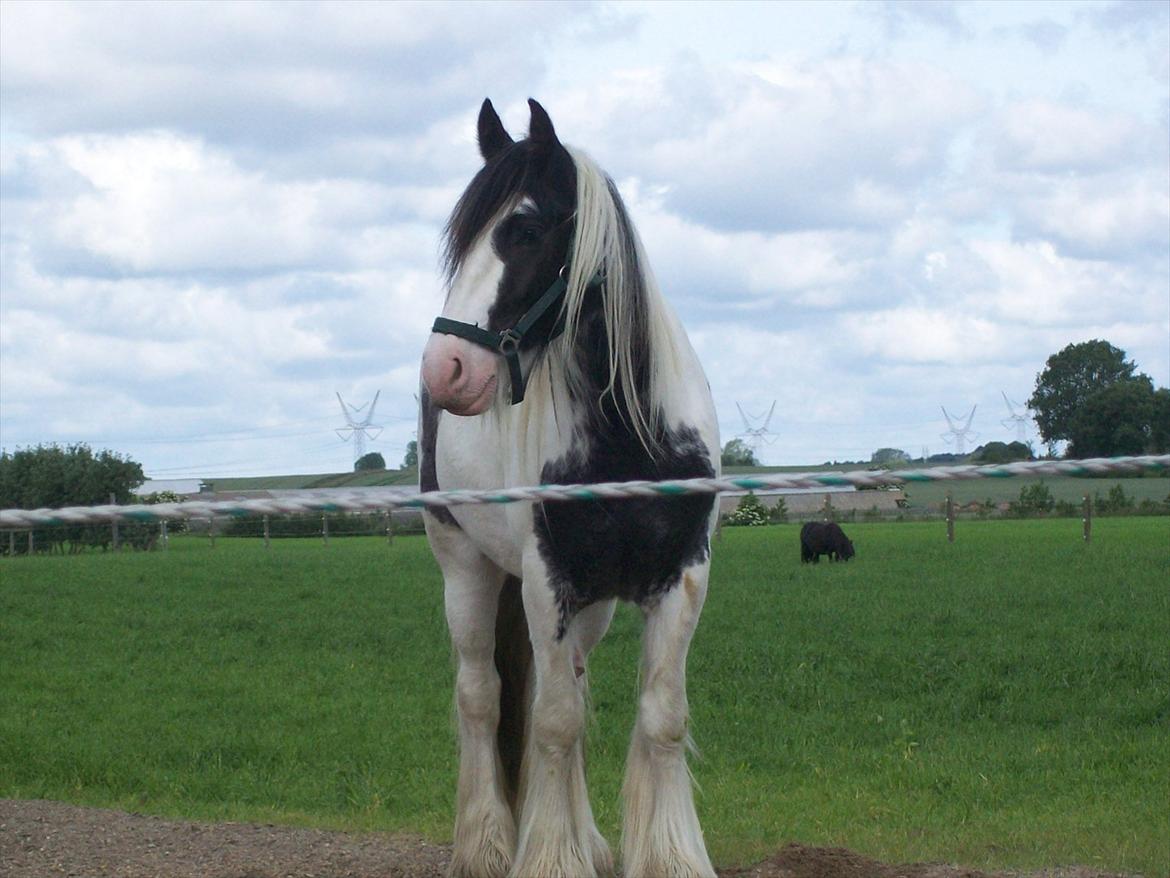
0,799,1128,878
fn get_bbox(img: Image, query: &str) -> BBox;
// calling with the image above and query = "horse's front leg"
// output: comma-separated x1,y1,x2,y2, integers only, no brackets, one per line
511,552,613,878
623,562,715,878
433,527,515,878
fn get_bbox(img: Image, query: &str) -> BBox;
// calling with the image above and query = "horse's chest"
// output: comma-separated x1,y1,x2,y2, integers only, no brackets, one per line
536,425,715,628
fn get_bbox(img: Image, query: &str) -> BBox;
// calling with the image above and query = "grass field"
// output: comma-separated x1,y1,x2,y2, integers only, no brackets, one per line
1,518,1167,874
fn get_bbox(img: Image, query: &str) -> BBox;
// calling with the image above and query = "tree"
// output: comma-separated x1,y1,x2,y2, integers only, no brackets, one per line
1028,340,1139,451
720,439,759,467
354,451,386,472
402,440,418,469
1150,388,1170,453
1067,377,1156,458
721,439,758,467
870,447,909,467
970,441,1032,464
0,443,143,509
0,444,145,554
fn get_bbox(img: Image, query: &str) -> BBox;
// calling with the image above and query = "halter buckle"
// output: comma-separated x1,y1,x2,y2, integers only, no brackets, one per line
498,329,522,356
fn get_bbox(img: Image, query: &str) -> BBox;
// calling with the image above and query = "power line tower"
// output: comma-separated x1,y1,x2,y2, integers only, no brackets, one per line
940,405,978,456
1000,392,1031,443
336,391,383,465
736,400,778,459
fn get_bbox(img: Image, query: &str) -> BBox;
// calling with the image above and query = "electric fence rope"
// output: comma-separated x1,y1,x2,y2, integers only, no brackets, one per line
1,455,1167,530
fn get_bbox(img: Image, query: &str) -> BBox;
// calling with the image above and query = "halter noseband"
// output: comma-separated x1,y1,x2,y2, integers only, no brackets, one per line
431,264,604,405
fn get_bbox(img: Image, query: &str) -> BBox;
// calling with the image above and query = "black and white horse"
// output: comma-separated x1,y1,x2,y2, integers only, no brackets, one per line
420,99,719,878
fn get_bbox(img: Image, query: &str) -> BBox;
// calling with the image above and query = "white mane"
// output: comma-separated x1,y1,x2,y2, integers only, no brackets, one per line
534,146,686,454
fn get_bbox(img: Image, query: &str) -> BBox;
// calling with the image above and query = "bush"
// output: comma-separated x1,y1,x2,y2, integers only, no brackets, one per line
724,493,769,526
768,496,788,523
139,490,188,535
0,444,145,554
1008,481,1055,517
221,511,396,539
355,452,386,472
972,441,1032,464
1094,483,1135,515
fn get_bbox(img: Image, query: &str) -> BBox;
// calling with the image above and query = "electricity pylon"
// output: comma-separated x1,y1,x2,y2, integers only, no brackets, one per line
736,400,778,459
1000,392,1031,443
940,405,978,456
336,391,383,464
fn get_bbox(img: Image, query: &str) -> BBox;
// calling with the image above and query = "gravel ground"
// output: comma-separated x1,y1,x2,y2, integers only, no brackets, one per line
0,799,1131,878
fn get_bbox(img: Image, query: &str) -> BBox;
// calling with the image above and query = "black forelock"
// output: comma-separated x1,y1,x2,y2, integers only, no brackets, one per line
442,141,576,284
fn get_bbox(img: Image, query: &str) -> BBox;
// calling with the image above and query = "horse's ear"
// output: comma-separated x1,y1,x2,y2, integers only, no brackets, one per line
527,98,560,147
478,98,513,162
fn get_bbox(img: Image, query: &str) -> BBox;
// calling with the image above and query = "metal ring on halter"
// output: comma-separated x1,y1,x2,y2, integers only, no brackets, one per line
498,328,522,356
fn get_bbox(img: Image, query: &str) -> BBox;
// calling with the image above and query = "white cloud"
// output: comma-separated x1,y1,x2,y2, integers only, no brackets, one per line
1007,170,1170,259
994,99,1147,172
0,1,599,152
552,54,984,233
3,132,452,278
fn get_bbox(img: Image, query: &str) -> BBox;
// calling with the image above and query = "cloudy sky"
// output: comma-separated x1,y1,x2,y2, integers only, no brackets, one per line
1,0,1167,478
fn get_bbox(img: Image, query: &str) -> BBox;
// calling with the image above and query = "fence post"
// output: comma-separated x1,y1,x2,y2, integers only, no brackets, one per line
322,514,329,546
263,514,271,549
1083,494,1092,543
28,530,34,554
385,511,393,545
822,494,833,522
160,520,169,550
8,530,14,556
110,493,120,551
208,519,215,548
946,491,955,543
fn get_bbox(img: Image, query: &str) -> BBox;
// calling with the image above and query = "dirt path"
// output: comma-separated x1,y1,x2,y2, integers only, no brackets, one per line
0,799,1126,878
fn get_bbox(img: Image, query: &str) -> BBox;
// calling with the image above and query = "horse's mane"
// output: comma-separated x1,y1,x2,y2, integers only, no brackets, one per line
551,147,683,455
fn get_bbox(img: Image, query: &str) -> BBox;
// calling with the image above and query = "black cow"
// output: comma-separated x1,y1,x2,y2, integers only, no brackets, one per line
800,521,855,563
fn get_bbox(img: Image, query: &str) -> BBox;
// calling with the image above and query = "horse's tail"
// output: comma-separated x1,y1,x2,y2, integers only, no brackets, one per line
494,575,531,815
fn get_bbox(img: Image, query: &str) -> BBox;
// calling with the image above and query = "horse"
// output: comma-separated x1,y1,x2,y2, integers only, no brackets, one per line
419,98,720,878
799,521,855,563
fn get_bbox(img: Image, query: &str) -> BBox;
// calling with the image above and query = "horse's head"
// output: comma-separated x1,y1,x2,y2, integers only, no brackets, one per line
840,537,856,561
422,98,581,416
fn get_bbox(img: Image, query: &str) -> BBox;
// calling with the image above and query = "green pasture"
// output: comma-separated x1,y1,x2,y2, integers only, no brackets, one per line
1,518,1167,874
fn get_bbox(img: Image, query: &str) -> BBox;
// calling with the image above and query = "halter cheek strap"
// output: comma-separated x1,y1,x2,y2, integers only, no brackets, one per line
431,265,604,405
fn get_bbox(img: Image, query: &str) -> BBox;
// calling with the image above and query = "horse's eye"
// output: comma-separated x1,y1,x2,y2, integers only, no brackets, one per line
520,225,540,244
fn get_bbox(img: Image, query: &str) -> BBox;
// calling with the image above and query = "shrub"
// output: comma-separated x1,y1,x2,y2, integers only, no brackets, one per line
1008,481,1055,517
139,490,188,535
221,511,396,539
724,493,769,526
768,496,789,523
355,452,386,472
1095,483,1135,515
0,444,145,554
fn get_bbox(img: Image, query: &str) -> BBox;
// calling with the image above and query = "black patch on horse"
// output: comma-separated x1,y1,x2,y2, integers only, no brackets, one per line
537,424,714,638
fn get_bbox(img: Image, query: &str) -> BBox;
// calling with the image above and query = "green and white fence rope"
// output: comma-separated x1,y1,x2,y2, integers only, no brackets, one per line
1,455,1167,530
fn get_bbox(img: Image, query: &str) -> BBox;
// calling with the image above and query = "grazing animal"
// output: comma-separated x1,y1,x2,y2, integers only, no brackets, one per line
420,99,720,878
800,521,855,563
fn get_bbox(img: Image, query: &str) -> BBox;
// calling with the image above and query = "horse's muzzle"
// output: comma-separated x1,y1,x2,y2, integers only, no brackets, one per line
421,333,500,416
